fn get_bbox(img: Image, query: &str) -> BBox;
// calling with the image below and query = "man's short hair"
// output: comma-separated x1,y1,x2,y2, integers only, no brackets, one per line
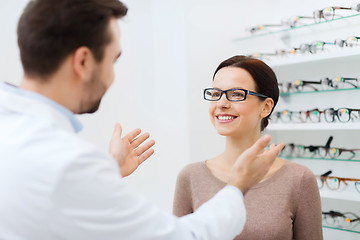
17,0,128,79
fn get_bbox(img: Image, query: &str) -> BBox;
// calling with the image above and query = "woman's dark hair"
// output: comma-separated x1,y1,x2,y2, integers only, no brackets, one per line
17,0,128,79
213,55,279,131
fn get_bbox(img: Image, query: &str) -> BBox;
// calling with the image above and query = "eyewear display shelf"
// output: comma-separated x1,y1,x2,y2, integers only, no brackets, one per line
235,13,360,240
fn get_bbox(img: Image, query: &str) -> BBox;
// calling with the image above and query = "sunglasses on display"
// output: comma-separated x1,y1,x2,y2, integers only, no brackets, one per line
322,210,360,229
317,170,360,192
203,88,269,102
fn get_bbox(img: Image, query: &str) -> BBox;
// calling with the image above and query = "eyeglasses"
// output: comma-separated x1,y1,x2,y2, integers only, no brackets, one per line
313,4,360,23
322,210,360,229
335,36,360,48
317,170,360,192
203,88,269,102
279,77,360,93
324,108,360,123
272,109,323,123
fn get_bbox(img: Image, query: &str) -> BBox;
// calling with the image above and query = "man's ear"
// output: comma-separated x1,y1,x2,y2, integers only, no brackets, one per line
260,98,274,118
72,46,95,82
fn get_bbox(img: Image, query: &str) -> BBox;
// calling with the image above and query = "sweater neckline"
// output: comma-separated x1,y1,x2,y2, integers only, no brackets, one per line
201,160,289,190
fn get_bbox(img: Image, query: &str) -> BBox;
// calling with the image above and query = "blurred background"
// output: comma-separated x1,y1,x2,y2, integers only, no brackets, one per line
1,1,360,239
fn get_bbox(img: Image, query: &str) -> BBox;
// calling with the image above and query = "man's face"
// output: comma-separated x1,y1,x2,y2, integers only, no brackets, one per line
79,18,122,114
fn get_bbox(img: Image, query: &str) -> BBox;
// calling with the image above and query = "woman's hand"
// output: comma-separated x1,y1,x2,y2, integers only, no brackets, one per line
109,123,155,177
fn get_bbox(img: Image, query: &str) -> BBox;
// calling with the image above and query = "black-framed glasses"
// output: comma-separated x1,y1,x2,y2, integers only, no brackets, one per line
324,108,360,123
322,210,360,229
203,88,269,102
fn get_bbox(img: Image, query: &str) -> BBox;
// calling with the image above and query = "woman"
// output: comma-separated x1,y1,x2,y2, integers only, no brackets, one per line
173,55,323,239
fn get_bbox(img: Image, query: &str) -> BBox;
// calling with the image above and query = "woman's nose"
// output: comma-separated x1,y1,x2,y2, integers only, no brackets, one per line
217,94,230,108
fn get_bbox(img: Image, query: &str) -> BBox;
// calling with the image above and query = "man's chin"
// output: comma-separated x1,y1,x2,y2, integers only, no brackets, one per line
79,100,102,114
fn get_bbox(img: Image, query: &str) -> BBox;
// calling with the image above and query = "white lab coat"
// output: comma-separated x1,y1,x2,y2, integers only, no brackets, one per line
0,83,246,240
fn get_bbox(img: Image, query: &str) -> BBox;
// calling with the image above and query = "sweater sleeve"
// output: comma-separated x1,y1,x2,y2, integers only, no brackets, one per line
173,166,194,217
293,168,323,240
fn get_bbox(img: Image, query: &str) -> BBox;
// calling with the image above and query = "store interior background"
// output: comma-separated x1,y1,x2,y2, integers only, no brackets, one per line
1,0,359,239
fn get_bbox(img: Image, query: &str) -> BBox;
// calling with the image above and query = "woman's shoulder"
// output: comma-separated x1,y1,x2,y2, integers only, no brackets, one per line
178,161,207,178
281,160,316,180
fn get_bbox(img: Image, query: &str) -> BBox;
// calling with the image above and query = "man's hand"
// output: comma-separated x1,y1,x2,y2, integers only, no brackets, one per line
109,123,155,177
228,135,284,195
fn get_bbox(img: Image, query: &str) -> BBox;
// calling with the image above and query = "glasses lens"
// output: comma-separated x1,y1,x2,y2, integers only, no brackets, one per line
355,182,360,194
324,108,335,122
313,10,322,22
317,176,325,188
326,177,341,190
337,108,351,122
294,145,306,156
282,144,294,156
323,7,335,20
227,89,246,101
320,78,333,90
204,89,221,101
334,39,346,47
309,110,321,122
311,42,324,53
281,110,292,122
351,110,360,121
299,44,310,53
318,147,328,158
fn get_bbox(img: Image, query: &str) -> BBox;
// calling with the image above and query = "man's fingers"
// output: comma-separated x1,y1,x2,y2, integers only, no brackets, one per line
138,148,155,164
131,132,150,149
124,128,142,141
134,139,155,156
112,123,122,138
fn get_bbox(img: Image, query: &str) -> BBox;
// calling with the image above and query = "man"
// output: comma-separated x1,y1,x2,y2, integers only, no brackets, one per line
0,0,284,239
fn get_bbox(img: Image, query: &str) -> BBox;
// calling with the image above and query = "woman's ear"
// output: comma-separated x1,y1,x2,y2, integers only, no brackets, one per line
260,98,274,118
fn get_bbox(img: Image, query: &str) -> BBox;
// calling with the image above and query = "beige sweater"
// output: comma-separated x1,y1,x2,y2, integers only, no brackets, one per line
173,161,323,240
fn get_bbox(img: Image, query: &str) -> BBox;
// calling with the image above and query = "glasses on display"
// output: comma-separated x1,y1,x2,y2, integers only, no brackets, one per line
247,24,284,33
322,211,360,229
335,36,360,48
281,136,360,160
279,77,360,94
203,88,269,102
273,108,360,124
313,4,360,23
324,108,360,123
317,170,360,192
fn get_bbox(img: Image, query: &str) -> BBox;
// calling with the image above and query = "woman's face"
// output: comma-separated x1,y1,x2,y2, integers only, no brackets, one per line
209,66,268,137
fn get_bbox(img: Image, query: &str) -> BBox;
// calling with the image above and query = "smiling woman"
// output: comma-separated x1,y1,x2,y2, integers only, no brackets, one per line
173,55,323,240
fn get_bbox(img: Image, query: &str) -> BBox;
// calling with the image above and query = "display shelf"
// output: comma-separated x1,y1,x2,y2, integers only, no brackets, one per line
281,156,360,163
233,14,360,42
279,87,360,97
266,47,360,68
323,226,360,234
320,190,360,201
267,122,360,131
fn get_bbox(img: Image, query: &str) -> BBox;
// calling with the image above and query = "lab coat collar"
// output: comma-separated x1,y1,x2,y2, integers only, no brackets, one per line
0,82,83,133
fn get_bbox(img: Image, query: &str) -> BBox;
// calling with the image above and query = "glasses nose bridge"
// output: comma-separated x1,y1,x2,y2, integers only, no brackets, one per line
218,90,230,101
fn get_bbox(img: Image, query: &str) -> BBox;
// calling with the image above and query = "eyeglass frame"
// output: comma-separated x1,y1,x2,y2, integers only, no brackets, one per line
203,88,269,102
